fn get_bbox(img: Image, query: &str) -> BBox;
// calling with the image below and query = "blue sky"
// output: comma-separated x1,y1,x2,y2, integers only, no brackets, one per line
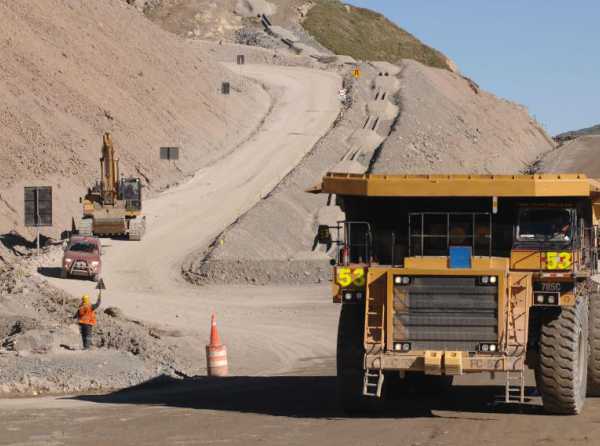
346,1,599,135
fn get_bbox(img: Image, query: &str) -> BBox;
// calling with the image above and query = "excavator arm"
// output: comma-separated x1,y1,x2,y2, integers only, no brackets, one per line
100,132,119,205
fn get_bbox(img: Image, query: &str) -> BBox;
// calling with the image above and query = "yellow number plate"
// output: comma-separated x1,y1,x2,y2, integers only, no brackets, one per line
336,267,365,287
545,252,572,270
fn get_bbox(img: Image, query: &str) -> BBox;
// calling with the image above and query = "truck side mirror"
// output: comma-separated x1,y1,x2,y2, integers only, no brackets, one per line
317,225,332,244
79,197,82,204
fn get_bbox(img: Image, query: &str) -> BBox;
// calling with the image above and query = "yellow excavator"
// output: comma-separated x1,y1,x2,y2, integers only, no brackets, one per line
79,133,146,241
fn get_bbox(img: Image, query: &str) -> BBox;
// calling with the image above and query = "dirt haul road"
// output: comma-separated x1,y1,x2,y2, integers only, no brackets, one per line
3,365,600,446
38,63,342,376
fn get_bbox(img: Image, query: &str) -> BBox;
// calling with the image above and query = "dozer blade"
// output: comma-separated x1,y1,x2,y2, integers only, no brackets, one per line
93,217,127,236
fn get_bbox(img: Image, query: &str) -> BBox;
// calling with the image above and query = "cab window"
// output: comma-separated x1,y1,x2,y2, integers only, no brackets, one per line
517,208,574,242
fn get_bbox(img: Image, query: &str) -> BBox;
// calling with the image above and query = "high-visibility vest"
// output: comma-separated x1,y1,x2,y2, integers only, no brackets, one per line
78,305,97,326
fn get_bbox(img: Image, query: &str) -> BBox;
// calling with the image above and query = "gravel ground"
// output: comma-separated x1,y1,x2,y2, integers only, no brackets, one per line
0,243,205,397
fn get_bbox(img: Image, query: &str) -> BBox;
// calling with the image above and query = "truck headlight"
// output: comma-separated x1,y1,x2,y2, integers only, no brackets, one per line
394,276,411,285
343,291,365,303
479,343,498,353
394,342,411,352
64,258,73,263
478,276,497,285
534,293,560,306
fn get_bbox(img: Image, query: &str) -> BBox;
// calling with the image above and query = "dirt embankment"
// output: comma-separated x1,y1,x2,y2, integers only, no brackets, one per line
0,0,269,238
370,60,555,174
539,135,600,177
189,59,556,285
0,242,205,396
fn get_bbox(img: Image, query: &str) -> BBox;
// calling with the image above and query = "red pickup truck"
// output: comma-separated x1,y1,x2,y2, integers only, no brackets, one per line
61,236,102,282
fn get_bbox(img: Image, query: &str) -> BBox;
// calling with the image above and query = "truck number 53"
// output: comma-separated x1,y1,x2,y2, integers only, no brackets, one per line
337,267,366,287
545,251,572,270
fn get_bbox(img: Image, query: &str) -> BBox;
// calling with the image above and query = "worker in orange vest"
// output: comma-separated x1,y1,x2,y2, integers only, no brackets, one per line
74,294,101,350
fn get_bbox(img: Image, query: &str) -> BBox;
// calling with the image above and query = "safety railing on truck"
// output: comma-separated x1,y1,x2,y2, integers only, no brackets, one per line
316,221,373,266
408,212,492,258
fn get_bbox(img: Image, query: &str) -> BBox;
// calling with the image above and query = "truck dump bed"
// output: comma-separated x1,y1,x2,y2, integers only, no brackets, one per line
312,172,600,198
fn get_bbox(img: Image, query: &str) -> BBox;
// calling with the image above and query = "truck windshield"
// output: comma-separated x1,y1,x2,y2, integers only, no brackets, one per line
517,208,573,242
69,242,97,253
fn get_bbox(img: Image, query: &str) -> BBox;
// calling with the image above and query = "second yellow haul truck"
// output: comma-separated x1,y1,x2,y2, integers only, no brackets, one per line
312,173,600,414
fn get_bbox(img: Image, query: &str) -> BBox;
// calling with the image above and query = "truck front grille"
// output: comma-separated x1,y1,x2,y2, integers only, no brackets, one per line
394,276,498,351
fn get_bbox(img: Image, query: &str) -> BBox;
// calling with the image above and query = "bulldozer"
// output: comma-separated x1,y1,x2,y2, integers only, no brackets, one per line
312,172,600,415
79,133,146,241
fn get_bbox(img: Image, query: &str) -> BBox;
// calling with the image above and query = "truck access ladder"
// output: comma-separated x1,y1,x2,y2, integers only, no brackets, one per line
502,276,529,404
505,369,525,404
363,293,385,397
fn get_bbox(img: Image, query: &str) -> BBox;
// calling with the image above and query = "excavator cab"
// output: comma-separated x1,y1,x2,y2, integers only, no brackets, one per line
121,177,142,211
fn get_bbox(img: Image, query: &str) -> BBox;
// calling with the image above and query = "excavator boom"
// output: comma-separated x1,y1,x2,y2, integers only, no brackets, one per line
100,132,119,205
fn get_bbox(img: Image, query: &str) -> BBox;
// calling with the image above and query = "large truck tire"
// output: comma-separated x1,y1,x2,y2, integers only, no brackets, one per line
336,303,380,414
535,294,589,414
587,287,600,396
79,218,93,237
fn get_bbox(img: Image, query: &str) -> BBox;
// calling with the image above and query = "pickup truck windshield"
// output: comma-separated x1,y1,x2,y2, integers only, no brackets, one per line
69,242,97,253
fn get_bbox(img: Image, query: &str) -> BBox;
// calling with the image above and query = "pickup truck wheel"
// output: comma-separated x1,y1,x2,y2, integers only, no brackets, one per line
337,303,381,414
60,269,68,279
535,294,588,414
91,273,100,283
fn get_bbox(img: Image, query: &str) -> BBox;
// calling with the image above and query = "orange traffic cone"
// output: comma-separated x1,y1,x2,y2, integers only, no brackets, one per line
206,314,228,377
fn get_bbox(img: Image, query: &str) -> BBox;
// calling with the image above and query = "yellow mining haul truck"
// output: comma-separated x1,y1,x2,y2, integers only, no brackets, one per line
80,133,146,240
311,173,600,414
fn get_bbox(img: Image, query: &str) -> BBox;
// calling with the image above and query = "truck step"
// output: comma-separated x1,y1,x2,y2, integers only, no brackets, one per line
362,369,384,398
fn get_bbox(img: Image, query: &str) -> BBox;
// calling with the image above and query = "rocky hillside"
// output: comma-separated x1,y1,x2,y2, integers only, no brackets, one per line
134,0,454,70
370,60,554,174
302,0,454,70
0,0,269,237
539,135,600,178
556,123,600,141
538,123,600,177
